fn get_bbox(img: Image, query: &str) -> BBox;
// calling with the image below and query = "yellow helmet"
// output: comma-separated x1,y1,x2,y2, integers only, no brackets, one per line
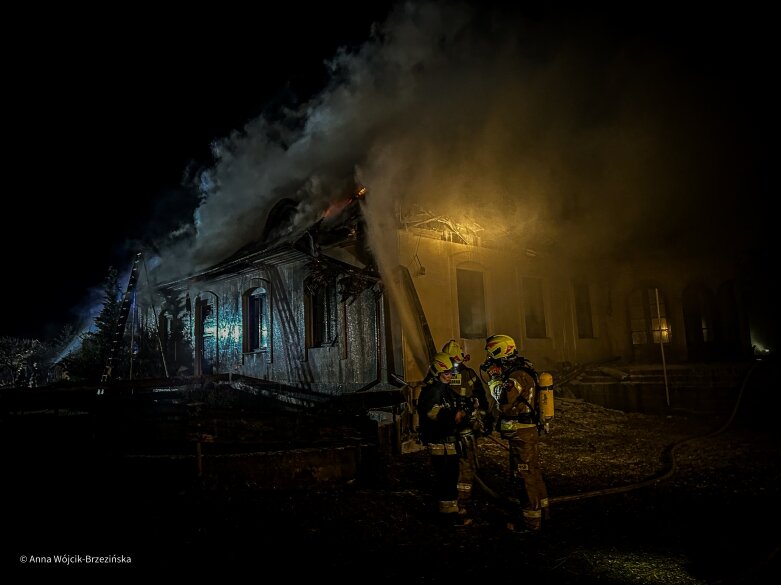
485,334,517,359
430,352,455,376
441,339,465,364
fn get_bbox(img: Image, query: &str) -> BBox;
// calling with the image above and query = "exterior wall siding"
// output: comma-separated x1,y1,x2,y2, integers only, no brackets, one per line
169,260,382,394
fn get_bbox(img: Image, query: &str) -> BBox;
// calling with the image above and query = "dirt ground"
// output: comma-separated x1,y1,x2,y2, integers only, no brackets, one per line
3,365,780,583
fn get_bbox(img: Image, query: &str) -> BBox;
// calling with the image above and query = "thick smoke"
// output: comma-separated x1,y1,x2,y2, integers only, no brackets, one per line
151,1,765,283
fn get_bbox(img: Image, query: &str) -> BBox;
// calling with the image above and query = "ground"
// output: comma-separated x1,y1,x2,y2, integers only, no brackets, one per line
3,368,780,583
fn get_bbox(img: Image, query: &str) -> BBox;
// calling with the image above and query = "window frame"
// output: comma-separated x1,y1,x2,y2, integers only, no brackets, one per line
306,281,338,349
243,285,271,353
629,287,671,346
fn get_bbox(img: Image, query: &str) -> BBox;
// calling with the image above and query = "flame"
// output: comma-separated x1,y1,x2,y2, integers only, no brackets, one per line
322,200,348,218
320,185,368,219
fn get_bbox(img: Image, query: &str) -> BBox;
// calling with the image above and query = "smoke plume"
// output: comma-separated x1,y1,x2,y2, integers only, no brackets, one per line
150,2,767,283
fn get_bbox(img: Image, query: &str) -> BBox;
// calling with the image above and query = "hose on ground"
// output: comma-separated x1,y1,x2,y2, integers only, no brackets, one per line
474,359,761,506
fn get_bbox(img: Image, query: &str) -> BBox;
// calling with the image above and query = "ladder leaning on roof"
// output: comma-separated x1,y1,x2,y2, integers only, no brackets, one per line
99,252,143,386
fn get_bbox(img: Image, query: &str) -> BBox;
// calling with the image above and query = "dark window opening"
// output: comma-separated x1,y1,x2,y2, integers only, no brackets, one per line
308,283,337,348
456,268,487,339
523,277,547,339
262,198,298,242
159,313,173,349
573,280,594,338
682,284,716,362
196,299,216,375
244,286,270,352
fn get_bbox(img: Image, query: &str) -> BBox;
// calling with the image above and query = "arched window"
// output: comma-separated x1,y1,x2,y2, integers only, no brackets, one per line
682,284,716,361
456,268,487,339
573,279,594,339
306,282,337,348
628,287,670,346
243,285,270,352
522,277,548,339
195,294,218,375
262,198,298,242
158,311,173,350
715,280,745,360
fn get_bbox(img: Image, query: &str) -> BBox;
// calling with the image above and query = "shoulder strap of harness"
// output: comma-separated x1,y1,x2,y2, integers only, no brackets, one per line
503,357,543,432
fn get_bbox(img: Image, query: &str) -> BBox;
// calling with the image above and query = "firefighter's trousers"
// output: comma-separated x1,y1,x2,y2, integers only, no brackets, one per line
504,425,550,530
427,442,460,515
457,433,479,503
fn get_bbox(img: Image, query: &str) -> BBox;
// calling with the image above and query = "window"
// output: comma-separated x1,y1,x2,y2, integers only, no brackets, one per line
683,285,715,344
262,198,298,242
573,280,594,338
244,286,270,352
159,312,173,350
682,284,716,361
523,277,547,338
307,283,337,348
456,268,487,339
195,297,216,375
629,287,670,345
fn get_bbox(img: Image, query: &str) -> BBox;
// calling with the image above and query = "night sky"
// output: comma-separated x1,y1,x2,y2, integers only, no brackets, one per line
3,3,394,340
2,3,773,344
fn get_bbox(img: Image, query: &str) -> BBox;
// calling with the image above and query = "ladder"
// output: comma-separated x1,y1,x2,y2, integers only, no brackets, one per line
100,252,143,384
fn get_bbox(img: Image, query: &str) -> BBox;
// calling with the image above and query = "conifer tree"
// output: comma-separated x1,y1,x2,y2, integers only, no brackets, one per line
68,267,123,381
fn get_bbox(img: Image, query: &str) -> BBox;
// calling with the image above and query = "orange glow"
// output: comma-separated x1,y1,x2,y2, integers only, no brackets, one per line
321,186,367,219
322,198,349,219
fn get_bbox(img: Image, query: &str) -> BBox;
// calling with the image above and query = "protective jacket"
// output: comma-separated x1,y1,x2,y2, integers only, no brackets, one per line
482,355,550,531
485,356,541,433
449,364,490,434
417,377,462,445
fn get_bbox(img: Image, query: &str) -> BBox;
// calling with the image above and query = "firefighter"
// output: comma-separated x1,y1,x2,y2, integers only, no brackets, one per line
441,339,491,509
417,352,472,527
481,334,550,533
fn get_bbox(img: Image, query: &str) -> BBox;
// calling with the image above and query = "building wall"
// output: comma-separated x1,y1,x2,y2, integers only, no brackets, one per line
396,229,609,378
149,219,752,394
394,227,752,381
163,260,384,394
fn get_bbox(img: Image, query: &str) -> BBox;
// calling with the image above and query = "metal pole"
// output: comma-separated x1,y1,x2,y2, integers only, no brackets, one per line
654,288,670,407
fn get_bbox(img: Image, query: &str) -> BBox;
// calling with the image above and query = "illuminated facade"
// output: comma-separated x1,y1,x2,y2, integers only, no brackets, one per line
146,197,753,392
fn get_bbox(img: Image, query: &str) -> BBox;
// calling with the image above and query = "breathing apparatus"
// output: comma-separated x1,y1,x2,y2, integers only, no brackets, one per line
481,334,555,434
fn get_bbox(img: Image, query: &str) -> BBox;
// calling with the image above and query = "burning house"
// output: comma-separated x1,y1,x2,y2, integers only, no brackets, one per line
141,186,753,405
129,1,765,428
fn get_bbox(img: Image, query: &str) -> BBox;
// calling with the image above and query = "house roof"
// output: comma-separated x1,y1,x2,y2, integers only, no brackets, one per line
156,196,368,291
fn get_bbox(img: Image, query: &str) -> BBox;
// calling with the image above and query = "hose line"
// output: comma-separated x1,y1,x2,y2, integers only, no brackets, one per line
475,359,762,506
